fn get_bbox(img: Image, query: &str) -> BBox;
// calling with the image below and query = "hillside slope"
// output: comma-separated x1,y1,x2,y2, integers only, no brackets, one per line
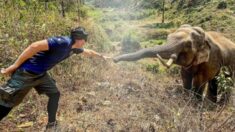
0,0,235,131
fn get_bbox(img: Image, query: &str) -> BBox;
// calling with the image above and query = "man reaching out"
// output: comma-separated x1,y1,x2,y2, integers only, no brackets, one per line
0,27,110,130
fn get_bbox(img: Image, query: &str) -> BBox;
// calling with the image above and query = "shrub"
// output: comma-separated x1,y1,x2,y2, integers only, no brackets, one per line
121,33,141,53
217,1,227,9
141,39,166,48
166,65,181,76
216,67,234,102
145,63,160,74
83,20,112,52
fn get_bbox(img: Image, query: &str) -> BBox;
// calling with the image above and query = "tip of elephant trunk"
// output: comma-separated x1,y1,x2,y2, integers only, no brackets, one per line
113,57,119,63
156,54,177,68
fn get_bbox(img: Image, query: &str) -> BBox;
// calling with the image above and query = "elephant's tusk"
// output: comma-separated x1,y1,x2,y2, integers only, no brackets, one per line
166,58,174,67
156,54,177,68
156,54,171,68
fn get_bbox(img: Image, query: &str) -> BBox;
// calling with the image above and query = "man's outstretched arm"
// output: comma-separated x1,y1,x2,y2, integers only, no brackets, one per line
82,49,111,60
1,40,49,75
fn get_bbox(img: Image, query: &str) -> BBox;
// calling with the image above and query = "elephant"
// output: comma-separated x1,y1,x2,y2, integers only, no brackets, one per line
113,24,235,103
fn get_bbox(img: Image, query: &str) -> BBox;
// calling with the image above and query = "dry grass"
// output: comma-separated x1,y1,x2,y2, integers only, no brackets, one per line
0,2,235,131
0,58,234,132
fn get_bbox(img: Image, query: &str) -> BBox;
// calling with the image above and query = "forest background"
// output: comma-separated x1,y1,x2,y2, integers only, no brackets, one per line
0,0,234,131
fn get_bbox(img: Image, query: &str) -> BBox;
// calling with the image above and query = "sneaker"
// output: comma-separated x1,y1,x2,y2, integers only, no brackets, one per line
45,121,58,131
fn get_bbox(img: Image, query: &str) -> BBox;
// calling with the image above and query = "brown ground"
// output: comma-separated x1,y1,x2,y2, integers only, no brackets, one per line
0,57,234,132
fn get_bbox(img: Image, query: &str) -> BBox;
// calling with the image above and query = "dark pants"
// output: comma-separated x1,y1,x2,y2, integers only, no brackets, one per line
0,105,12,120
0,69,60,123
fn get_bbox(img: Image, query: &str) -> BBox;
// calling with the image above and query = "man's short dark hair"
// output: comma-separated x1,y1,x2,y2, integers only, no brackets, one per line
70,27,88,42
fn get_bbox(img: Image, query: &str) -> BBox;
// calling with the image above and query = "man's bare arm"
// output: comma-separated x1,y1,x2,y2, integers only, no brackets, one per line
82,49,103,58
14,40,49,67
82,49,111,60
1,40,49,75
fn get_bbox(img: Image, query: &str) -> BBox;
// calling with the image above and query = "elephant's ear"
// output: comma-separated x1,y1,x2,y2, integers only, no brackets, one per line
191,27,210,65
193,37,211,65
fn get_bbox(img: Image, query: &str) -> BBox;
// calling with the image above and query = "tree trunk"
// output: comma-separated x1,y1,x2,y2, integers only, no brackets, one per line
4,0,8,5
77,0,81,22
162,0,165,23
81,0,85,5
60,0,65,17
45,0,49,10
177,0,185,9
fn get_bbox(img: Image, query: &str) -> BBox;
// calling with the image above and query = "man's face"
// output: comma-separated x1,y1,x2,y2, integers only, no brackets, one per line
76,39,86,48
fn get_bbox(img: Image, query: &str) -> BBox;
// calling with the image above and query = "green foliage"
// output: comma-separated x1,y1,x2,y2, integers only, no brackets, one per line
85,21,112,52
216,67,234,100
121,32,140,53
144,29,169,40
78,5,90,18
165,0,235,41
166,65,180,76
133,9,156,20
101,20,125,41
101,9,156,21
175,0,211,9
145,22,174,29
217,1,227,9
138,0,163,9
0,2,74,67
87,6,103,21
89,0,136,8
1,2,74,39
141,39,166,48
145,63,160,73
144,62,180,75
0,0,112,69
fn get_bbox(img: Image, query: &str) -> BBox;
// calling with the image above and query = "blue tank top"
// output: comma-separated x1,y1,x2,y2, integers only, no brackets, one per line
19,36,84,74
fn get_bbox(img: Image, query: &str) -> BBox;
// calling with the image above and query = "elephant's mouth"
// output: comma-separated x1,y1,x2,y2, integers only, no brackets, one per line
157,53,197,69
178,53,197,69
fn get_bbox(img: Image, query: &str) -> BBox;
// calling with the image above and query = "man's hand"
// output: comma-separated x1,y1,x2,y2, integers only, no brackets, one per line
100,55,112,61
1,65,18,76
82,49,112,61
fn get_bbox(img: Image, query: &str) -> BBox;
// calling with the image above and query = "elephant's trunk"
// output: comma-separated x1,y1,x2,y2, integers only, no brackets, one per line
113,43,181,63
113,47,157,62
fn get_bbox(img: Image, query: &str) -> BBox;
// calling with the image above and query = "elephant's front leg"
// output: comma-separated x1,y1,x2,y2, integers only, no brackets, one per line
192,73,207,100
207,78,218,103
181,68,193,90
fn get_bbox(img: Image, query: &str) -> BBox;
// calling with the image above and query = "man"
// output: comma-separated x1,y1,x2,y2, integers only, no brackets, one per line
0,27,109,129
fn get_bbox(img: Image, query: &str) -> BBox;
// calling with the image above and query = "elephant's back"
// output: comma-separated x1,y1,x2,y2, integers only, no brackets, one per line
206,31,235,47
206,31,235,65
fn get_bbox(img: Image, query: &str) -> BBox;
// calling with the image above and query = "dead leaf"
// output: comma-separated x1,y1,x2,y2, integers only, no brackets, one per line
17,121,33,128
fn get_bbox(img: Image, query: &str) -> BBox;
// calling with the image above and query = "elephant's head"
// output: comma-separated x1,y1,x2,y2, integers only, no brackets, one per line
113,25,211,68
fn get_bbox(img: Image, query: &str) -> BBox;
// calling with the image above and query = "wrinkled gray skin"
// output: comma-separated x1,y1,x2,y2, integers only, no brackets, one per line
114,25,235,103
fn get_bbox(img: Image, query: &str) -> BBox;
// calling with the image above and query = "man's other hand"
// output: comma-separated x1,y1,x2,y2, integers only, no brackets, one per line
1,65,18,75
